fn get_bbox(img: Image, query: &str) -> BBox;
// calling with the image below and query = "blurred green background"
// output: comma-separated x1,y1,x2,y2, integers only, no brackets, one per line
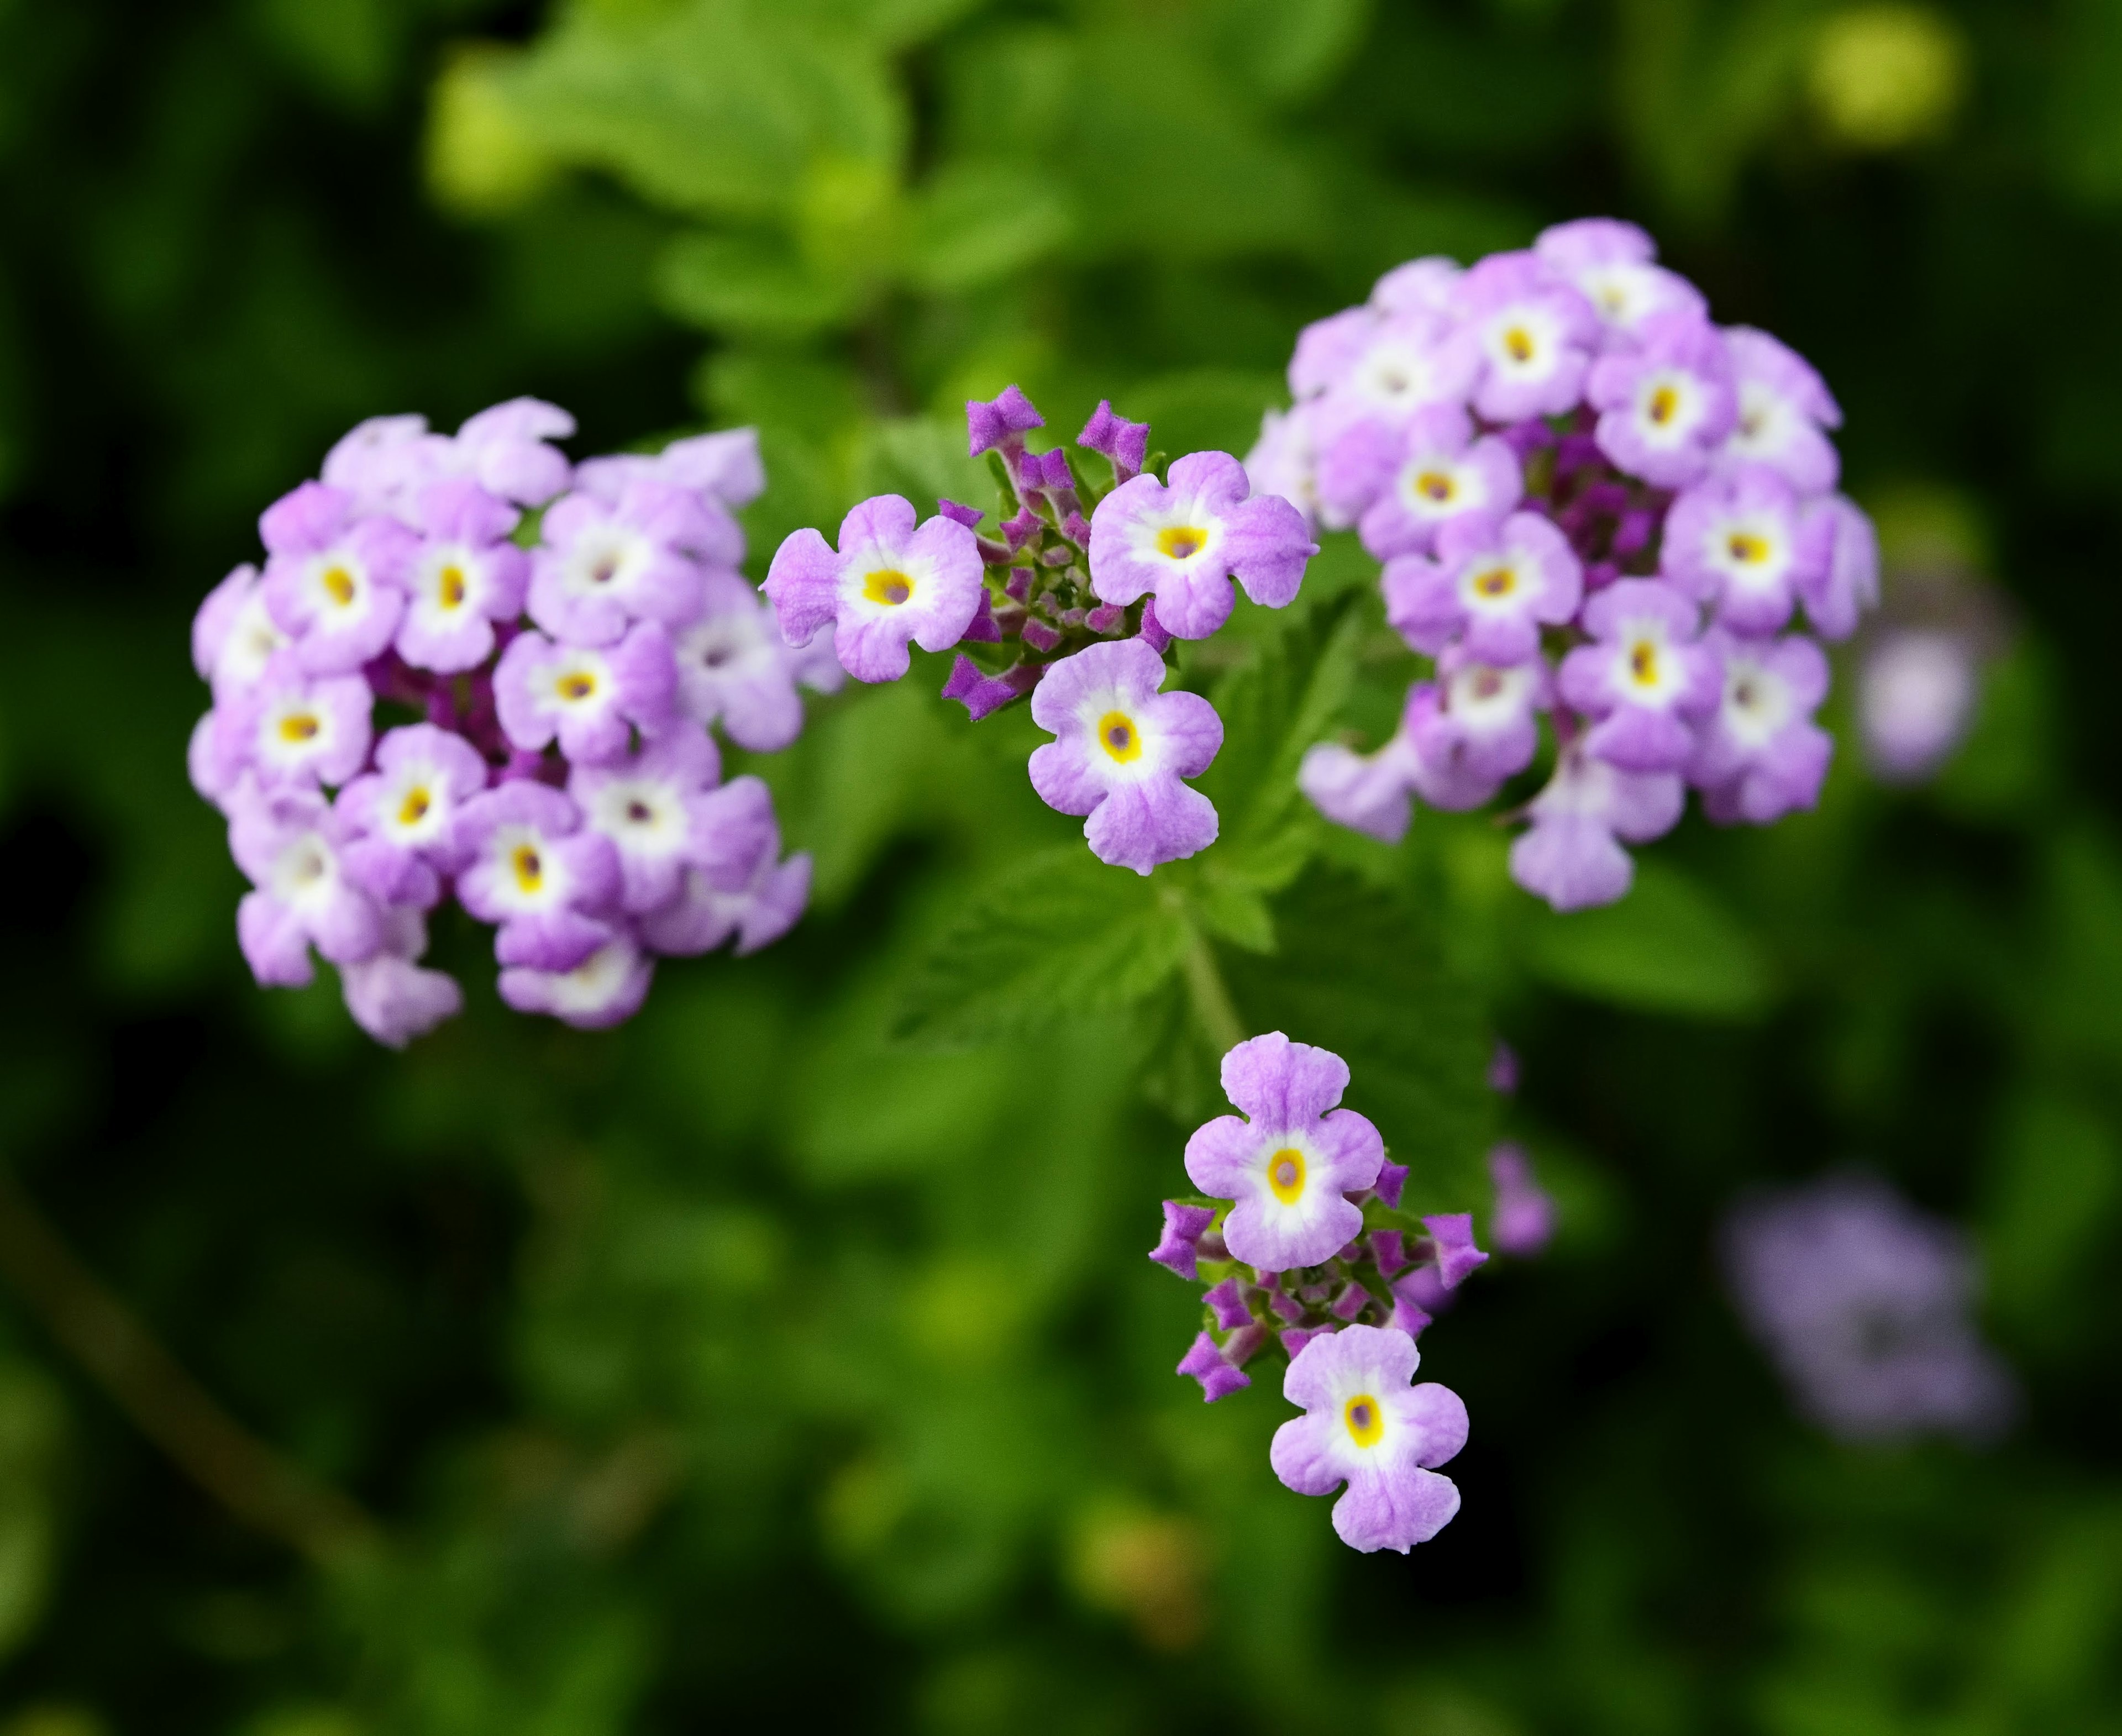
1,0,2121,1730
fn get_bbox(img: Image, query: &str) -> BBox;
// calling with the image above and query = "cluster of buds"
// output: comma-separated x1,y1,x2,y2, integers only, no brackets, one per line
1256,219,1882,909
763,388,1316,874
187,400,823,1043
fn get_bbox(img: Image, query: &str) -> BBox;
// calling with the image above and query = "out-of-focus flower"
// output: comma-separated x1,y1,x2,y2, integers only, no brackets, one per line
1488,1143,1555,1256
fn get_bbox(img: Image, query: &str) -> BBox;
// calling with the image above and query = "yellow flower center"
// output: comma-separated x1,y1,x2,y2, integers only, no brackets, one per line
438,565,467,609
1267,1146,1306,1205
279,711,320,743
321,565,356,606
1726,532,1768,565
557,671,596,702
863,569,913,606
1344,1393,1384,1448
1473,565,1515,598
1157,525,1206,560
1416,470,1455,503
1629,640,1661,685
398,787,431,827
1647,385,1679,427
1503,325,1535,363
512,844,543,893
1097,710,1142,763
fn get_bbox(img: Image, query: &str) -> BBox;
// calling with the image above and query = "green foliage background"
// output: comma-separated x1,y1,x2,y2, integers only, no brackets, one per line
0,0,2120,1730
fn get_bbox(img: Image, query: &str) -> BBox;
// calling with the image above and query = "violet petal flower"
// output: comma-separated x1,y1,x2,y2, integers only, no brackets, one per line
1296,730,1423,844
396,478,530,673
568,722,725,916
1534,218,1707,346
202,655,374,798
1289,304,1380,399
1243,403,1324,535
1420,1214,1490,1289
1183,1032,1385,1272
1269,1324,1467,1554
1149,1201,1218,1281
337,723,491,906
1310,313,1479,525
1088,451,1316,640
1447,249,1601,423
1354,404,1524,561
529,482,713,647
1586,312,1736,488
1663,465,1830,636
493,622,679,765
453,781,622,972
1078,400,1151,480
259,482,414,675
1689,629,1833,824
1406,652,1549,809
1860,627,1979,783
228,788,386,986
1204,1277,1253,1332
672,569,842,751
1796,494,1881,642
1027,639,1222,875
1177,1330,1251,1403
1488,1143,1556,1257
193,564,293,701
572,428,764,519
966,385,1045,456
1370,257,1463,318
498,930,656,1030
1383,510,1582,662
763,495,985,683
1508,742,1685,912
636,776,810,957
320,415,454,521
1556,578,1720,774
1716,328,1842,495
339,904,463,1047
451,397,576,507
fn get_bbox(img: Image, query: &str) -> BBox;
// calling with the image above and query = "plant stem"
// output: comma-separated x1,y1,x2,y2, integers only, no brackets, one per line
0,1170,379,1566
1183,930,1247,1056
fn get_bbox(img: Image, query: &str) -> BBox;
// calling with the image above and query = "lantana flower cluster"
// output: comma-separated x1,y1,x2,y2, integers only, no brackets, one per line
763,387,1316,874
1256,220,1881,909
187,400,824,1043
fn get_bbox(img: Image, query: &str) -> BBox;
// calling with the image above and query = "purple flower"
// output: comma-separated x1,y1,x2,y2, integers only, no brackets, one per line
1796,495,1881,641
1508,743,1685,911
1088,451,1315,640
1689,629,1833,824
1383,511,1582,662
1421,1214,1490,1289
453,781,621,971
672,569,843,751
1289,305,1380,399
1370,256,1463,318
1721,1174,2016,1444
493,622,677,765
1310,312,1478,495
1447,249,1600,422
1407,651,1548,808
1149,1201,1218,1281
1027,639,1223,875
1078,400,1151,482
1296,731,1423,844
1183,1032,1384,1271
1533,218,1706,345
637,776,811,956
193,564,292,701
1716,328,1842,495
200,656,374,798
259,482,414,675
1860,627,1979,783
337,723,490,907
396,479,530,672
227,788,385,987
1269,1324,1468,1554
452,397,576,508
499,932,655,1030
1586,312,1736,488
966,385,1045,457
763,495,985,683
568,723,725,915
528,482,715,647
1243,404,1323,535
573,428,764,518
320,415,453,520
1353,405,1524,560
1663,466,1831,636
1488,1144,1556,1256
339,905,463,1048
1557,578,1720,772
1176,1330,1252,1403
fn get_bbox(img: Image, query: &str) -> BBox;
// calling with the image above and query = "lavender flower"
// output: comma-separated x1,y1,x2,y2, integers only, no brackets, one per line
1269,1325,1467,1554
1689,629,1834,824
1533,218,1706,345
1716,328,1843,495
1352,404,1523,560
1296,729,1424,844
1078,400,1151,482
763,495,985,682
671,569,842,753
1243,404,1324,534
198,657,374,799
192,564,291,702
1663,466,1830,636
1860,627,1979,782
259,482,413,675
227,788,384,987
1798,494,1882,641
1447,250,1600,422
1509,743,1684,911
1183,1032,1384,1271
1311,313,1479,522
499,932,655,1030
1488,1144,1556,1256
1384,511,1582,663
322,398,575,517
636,776,811,957
1406,651,1548,807
528,481,713,646
493,622,677,764
1177,1331,1252,1403
965,385,1045,457
1586,312,1736,488
1148,1201,1218,1282
337,723,490,907
1027,639,1223,875
453,781,621,972
396,479,530,672
339,906,463,1048
1557,578,1720,773
572,428,764,517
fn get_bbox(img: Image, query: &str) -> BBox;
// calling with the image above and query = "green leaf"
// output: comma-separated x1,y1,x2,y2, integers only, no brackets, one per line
894,848,1193,1048
902,161,1073,293
1514,856,1774,1020
654,230,857,335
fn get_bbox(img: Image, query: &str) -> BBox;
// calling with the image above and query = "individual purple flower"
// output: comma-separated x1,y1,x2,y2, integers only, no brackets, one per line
1088,452,1315,640
568,723,725,915
1027,639,1223,875
396,478,530,672
499,931,655,1030
1508,743,1685,911
1586,312,1736,488
451,397,576,508
1663,466,1830,636
453,781,621,972
1447,249,1600,422
966,385,1046,456
1860,627,1980,783
763,495,984,683
1183,1032,1384,1272
337,723,491,907
1533,218,1707,346
1353,405,1523,560
1310,314,1480,525
1078,400,1151,482
493,622,677,765
192,564,292,701
259,482,414,675
1289,304,1379,399
574,428,765,519
1369,256,1463,318
1296,730,1423,844
1383,511,1582,662
1557,578,1720,772
1689,629,1833,824
637,776,811,957
1148,1201,1219,1282
672,569,843,752
1721,1174,2016,1444
1243,403,1324,534
1716,328,1843,495
1796,494,1881,641
1269,1324,1468,1554
320,415,453,520
339,904,463,1048
227,788,385,987
1421,1213,1490,1288
529,482,714,646
1176,1331,1252,1403
1407,650,1550,808
199,657,374,798
1488,1144,1556,1257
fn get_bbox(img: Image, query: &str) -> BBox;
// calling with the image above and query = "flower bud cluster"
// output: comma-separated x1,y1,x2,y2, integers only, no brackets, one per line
762,388,1317,875
187,401,823,1043
1257,220,1882,909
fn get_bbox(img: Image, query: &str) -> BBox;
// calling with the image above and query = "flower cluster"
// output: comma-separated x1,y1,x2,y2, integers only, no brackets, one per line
763,387,1316,874
1259,220,1879,909
188,401,823,1043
